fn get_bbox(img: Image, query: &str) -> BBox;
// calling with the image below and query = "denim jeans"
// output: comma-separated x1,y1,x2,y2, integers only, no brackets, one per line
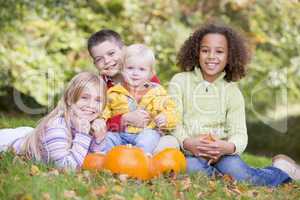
100,128,160,154
186,155,291,187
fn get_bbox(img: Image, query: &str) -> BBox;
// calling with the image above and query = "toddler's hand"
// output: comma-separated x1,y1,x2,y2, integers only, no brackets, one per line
91,118,107,141
122,109,150,128
154,113,167,129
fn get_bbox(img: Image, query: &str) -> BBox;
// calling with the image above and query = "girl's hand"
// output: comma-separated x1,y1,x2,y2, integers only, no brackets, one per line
196,138,236,160
183,137,205,156
154,113,167,129
122,109,150,128
71,115,91,134
91,118,107,141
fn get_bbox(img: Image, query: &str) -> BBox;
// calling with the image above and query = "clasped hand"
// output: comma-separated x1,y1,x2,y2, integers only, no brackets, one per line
183,135,235,164
71,110,107,142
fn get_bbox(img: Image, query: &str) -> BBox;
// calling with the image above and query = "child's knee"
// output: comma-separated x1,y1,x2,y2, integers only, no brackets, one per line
153,135,179,154
139,129,160,140
186,156,213,175
105,132,121,144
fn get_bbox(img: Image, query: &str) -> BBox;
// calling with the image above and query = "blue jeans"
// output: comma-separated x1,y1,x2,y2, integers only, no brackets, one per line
101,129,160,154
187,155,291,187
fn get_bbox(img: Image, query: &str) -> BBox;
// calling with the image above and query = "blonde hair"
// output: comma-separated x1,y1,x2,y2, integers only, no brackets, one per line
19,72,107,160
123,44,156,76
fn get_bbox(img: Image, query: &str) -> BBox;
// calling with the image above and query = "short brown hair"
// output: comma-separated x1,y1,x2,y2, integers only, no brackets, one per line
87,29,124,57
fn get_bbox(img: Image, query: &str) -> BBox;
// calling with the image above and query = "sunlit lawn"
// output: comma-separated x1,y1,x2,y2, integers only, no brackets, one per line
0,114,299,200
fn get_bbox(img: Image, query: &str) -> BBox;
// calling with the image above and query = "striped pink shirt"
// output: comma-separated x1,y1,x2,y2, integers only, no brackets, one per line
13,116,103,169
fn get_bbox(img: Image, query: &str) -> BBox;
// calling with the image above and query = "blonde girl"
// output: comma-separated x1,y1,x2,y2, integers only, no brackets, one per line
0,72,107,169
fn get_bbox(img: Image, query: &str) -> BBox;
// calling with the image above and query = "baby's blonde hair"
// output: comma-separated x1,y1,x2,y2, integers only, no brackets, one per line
123,44,156,76
19,72,107,160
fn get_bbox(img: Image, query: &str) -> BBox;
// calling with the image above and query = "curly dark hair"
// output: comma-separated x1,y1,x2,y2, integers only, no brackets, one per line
177,22,251,82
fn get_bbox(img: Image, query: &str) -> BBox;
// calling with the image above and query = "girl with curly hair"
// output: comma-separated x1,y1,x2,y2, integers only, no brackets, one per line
169,22,300,186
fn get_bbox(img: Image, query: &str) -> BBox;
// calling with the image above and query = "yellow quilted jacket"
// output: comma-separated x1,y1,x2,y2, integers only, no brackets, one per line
103,83,179,133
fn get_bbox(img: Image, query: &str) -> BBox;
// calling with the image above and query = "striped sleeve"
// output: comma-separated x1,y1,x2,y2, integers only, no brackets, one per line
42,118,92,169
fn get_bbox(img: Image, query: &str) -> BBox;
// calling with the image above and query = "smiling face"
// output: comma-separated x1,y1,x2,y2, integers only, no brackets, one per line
90,40,123,77
199,33,228,82
122,57,152,89
71,82,104,122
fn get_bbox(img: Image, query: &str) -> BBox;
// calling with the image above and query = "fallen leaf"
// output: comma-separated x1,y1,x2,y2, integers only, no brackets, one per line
230,187,242,195
19,194,33,200
118,174,129,183
283,183,294,192
42,192,51,200
208,180,216,191
64,190,76,199
133,193,144,200
112,185,123,193
224,187,232,197
244,190,259,198
226,184,242,195
91,186,107,197
48,169,59,176
222,174,234,183
181,177,192,191
111,194,125,200
30,165,40,176
13,156,27,165
196,191,204,198
264,188,274,193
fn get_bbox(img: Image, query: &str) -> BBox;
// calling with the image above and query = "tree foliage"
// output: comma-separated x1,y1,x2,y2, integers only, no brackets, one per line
0,0,299,118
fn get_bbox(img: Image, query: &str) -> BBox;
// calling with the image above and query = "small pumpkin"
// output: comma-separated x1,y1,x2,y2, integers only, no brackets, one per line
103,145,152,180
151,148,186,177
82,153,106,170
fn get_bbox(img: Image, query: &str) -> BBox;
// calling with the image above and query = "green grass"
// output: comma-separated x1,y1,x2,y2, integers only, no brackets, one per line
0,114,300,200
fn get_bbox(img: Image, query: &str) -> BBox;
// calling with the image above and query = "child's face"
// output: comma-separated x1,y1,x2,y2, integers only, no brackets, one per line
122,58,152,88
199,33,228,82
71,83,104,122
90,41,123,77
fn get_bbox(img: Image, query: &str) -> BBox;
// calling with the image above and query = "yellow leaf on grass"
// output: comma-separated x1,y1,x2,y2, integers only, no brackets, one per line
91,186,108,197
64,190,77,199
133,193,144,200
181,177,192,191
208,180,216,191
112,185,123,193
30,165,40,176
111,194,125,200
20,194,33,200
42,192,51,200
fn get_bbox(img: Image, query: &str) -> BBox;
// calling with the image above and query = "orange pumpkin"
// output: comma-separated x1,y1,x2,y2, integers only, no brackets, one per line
82,153,106,170
151,148,186,177
103,145,152,180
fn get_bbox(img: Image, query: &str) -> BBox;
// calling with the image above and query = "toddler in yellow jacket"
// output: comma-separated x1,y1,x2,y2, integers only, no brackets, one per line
101,44,179,154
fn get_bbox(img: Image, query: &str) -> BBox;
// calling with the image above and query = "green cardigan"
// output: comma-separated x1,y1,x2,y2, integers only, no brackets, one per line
168,67,248,155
